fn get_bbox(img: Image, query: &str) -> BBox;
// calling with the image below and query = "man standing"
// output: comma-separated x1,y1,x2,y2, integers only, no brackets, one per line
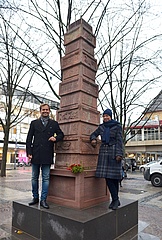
26,103,64,209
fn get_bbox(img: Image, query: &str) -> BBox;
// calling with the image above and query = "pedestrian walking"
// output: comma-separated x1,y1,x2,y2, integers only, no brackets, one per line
119,160,126,187
26,103,64,209
90,108,124,210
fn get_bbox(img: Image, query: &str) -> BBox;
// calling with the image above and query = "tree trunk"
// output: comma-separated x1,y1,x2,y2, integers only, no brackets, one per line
1,127,10,177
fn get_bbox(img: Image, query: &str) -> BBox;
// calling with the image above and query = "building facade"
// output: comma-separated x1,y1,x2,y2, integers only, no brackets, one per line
1,87,162,168
125,90,162,164
0,89,59,168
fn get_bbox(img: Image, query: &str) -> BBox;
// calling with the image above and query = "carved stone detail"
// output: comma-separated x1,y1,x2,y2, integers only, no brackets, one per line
59,110,78,121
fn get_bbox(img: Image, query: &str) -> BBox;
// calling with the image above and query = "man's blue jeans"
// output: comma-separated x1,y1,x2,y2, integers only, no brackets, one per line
31,164,51,201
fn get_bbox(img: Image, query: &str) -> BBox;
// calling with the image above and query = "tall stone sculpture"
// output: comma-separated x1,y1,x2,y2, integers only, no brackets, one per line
48,19,109,209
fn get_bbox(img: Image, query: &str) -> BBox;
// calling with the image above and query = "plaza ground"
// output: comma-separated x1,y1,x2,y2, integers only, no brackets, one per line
0,167,162,240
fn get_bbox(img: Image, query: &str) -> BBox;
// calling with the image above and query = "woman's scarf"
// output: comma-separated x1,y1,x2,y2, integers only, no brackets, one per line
102,120,119,144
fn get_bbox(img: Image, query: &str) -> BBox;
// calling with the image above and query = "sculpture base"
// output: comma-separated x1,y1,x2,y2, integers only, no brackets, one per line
12,198,138,240
47,169,109,209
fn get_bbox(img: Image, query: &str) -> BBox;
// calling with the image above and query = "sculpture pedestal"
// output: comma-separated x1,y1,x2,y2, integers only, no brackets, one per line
47,169,109,209
12,199,138,240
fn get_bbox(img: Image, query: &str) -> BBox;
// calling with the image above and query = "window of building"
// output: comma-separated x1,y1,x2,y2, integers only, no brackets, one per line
136,129,142,141
144,127,159,140
160,126,162,140
129,129,142,141
20,123,29,134
130,129,136,141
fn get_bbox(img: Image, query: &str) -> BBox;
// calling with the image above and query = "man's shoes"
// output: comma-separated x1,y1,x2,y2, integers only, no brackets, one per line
112,200,120,210
40,200,49,209
109,200,120,209
109,201,114,209
28,198,39,206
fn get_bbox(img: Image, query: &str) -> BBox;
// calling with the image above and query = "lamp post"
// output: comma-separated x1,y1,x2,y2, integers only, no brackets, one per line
14,138,17,170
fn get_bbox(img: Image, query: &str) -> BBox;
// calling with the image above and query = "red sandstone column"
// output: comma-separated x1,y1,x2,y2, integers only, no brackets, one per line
48,19,109,209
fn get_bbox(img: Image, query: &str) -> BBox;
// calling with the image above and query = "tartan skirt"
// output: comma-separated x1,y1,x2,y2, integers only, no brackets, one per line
95,144,122,180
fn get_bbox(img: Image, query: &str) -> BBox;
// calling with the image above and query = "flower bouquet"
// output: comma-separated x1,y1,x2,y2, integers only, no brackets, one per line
67,163,84,173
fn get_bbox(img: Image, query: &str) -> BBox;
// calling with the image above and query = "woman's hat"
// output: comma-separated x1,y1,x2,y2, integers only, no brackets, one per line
103,108,112,117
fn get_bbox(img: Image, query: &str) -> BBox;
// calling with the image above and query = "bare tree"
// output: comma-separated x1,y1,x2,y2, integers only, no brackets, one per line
2,0,68,99
0,12,40,176
3,0,162,145
3,0,110,91
94,0,162,144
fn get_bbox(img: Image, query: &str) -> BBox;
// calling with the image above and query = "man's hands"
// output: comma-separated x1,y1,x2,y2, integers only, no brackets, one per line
91,139,97,148
48,136,56,142
28,154,32,163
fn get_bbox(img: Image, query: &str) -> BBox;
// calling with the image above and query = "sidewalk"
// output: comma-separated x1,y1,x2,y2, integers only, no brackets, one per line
0,168,162,240
120,171,162,240
0,167,32,239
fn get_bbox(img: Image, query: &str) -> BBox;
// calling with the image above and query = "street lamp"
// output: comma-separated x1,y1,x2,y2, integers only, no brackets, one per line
14,138,17,170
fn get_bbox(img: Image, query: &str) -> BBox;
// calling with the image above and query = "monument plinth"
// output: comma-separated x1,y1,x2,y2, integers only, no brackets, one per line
47,19,109,209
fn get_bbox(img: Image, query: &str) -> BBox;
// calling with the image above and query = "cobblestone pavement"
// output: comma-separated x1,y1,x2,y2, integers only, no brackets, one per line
0,167,162,240
120,171,162,240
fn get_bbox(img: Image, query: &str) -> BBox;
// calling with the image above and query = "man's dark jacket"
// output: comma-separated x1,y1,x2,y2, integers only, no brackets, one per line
26,118,64,164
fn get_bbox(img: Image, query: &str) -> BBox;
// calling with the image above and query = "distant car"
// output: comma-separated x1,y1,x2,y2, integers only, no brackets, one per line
143,160,162,187
123,158,137,171
16,160,31,167
139,161,158,172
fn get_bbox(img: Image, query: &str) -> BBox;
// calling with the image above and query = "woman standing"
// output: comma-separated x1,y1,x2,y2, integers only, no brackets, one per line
90,108,124,210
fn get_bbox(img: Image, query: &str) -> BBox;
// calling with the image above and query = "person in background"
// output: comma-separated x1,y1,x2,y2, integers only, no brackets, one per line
26,103,64,209
119,160,126,187
90,108,124,210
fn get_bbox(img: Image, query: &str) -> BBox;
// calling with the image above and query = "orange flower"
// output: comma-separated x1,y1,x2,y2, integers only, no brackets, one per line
67,163,84,173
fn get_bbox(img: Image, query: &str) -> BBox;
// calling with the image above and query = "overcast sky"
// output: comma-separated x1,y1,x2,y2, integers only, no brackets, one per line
2,0,162,120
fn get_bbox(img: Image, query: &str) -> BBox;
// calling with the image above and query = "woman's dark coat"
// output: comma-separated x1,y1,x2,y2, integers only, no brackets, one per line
26,118,64,164
90,123,123,179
